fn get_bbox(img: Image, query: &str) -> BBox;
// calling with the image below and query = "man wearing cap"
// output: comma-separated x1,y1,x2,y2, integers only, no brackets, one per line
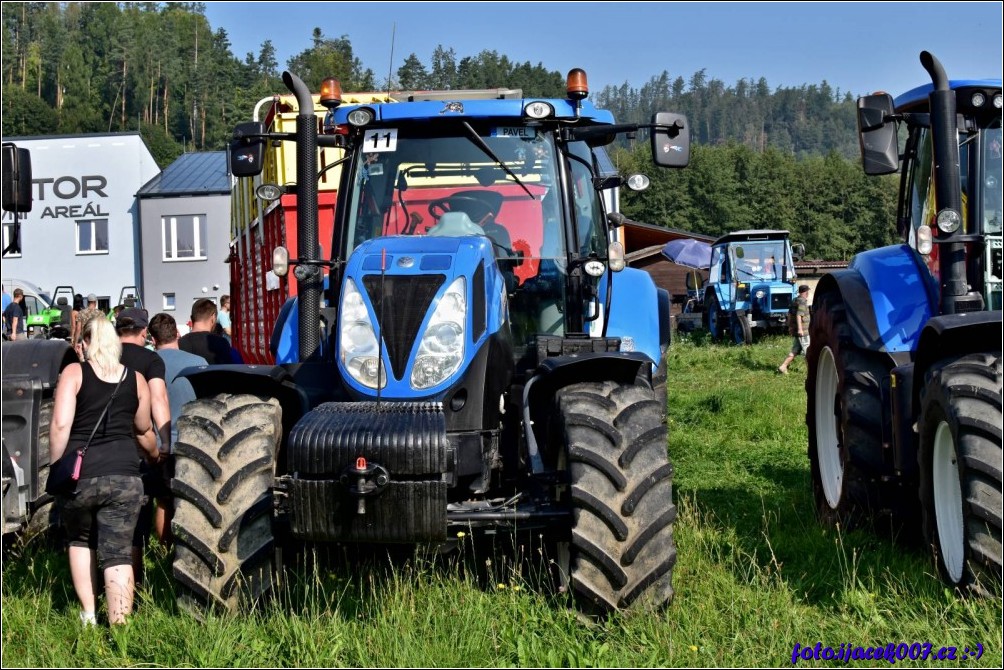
115,307,171,580
75,293,104,357
778,284,812,374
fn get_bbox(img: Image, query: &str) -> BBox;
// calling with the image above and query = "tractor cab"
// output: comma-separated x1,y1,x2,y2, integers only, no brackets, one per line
704,229,801,343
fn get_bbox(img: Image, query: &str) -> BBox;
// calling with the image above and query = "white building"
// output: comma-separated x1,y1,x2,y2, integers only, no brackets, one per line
1,132,160,311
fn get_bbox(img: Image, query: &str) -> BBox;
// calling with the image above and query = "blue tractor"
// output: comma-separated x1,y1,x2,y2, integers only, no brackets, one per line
171,70,690,613
702,229,803,344
807,52,1002,595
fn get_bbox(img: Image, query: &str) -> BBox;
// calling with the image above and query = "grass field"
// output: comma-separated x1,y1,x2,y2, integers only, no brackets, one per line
2,335,1001,667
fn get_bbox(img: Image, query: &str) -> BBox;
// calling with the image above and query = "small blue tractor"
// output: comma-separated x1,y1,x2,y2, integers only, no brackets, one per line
807,52,1001,595
170,69,690,613
702,229,803,344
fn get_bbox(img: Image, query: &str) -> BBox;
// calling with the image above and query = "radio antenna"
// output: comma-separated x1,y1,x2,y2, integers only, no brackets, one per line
386,22,396,94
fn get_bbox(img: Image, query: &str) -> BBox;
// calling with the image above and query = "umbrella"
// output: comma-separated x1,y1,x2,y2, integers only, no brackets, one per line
661,238,712,270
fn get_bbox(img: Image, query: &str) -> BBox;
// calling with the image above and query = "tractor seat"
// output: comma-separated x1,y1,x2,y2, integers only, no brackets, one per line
427,211,485,237
55,297,73,326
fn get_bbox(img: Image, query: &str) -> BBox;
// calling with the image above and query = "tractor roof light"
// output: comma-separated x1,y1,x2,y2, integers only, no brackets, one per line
916,224,933,255
971,91,986,108
993,93,1002,110
936,208,962,234
524,101,554,120
347,107,374,127
320,78,343,109
566,68,589,101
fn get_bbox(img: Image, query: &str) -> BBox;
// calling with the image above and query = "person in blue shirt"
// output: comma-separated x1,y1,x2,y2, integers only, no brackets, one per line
217,294,232,342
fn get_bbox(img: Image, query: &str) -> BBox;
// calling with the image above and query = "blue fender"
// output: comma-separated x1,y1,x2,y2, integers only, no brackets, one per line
273,298,300,364
603,267,660,368
820,244,939,354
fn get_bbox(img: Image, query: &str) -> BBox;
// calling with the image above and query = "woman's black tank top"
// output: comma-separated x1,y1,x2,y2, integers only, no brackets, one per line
69,363,141,479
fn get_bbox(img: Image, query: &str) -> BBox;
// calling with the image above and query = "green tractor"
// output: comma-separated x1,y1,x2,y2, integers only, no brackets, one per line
24,286,75,341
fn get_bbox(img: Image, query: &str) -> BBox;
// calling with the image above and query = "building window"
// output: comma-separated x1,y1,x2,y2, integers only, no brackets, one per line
163,293,176,311
2,222,21,258
162,214,207,261
76,219,109,254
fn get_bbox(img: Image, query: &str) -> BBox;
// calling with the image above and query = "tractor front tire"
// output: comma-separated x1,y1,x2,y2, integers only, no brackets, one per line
806,290,887,529
171,394,281,613
918,352,1002,596
557,380,676,612
731,310,752,346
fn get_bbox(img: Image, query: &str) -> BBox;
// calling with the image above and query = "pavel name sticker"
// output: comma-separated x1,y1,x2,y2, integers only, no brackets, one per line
491,127,536,139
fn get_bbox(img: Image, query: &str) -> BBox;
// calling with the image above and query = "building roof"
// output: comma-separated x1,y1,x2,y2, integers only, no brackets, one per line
137,151,230,197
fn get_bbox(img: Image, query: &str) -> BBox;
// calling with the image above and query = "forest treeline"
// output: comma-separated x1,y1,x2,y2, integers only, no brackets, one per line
1,2,898,258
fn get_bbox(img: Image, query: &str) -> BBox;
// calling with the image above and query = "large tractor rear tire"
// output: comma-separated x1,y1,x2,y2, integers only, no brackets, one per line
704,292,725,341
557,381,676,612
24,398,57,542
918,352,1002,596
806,290,888,529
171,394,281,613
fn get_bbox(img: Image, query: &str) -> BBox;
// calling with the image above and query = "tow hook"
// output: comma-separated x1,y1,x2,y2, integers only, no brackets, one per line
340,457,390,514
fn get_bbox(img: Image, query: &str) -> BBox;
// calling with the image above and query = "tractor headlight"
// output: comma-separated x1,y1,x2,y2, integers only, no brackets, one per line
412,277,466,390
936,208,962,234
755,289,766,299
340,278,385,389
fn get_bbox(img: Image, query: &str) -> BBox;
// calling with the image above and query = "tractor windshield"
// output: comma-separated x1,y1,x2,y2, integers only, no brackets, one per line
343,123,576,345
732,240,791,281
343,124,563,280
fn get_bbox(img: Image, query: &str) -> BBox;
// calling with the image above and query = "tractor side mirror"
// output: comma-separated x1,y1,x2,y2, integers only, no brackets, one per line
791,243,805,262
651,113,690,168
229,122,266,178
2,145,32,213
857,93,899,175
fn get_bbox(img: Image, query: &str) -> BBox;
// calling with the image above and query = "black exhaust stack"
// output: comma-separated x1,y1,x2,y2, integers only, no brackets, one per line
283,72,322,360
920,51,974,315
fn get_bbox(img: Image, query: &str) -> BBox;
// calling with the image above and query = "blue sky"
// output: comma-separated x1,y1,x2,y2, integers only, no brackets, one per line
204,2,1002,98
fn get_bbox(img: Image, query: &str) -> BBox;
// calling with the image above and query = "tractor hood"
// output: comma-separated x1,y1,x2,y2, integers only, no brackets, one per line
337,235,509,398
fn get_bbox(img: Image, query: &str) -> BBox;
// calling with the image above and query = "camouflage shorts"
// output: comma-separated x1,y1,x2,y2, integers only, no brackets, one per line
59,475,144,570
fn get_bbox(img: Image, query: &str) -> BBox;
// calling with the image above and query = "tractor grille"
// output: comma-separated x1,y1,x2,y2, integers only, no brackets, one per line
362,274,445,380
771,293,792,311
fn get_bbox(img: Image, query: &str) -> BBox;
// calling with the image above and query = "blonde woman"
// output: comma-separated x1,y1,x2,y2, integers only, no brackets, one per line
49,317,158,626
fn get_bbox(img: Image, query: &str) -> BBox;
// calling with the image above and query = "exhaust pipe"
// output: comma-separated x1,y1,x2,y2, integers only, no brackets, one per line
282,72,322,360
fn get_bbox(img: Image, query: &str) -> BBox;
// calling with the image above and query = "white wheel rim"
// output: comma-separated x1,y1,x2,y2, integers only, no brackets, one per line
932,420,965,583
815,346,843,509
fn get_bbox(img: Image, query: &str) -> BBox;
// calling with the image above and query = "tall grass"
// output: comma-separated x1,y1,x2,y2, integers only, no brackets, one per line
2,335,1001,667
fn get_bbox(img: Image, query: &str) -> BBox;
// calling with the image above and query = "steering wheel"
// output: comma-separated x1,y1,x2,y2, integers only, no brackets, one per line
428,195,493,222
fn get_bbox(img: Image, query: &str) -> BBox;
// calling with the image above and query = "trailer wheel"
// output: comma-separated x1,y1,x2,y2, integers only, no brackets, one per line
806,290,887,528
731,310,752,346
704,293,725,341
919,353,1002,596
557,380,676,612
171,394,281,613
